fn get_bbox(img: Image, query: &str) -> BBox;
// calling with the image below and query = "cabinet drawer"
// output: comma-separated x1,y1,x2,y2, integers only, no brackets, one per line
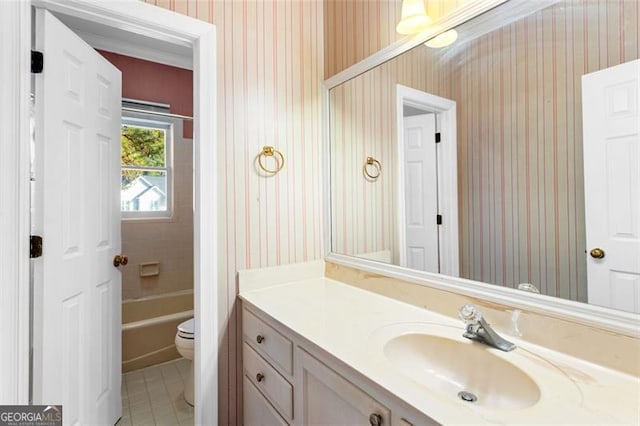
243,375,288,426
243,309,293,375
244,342,293,420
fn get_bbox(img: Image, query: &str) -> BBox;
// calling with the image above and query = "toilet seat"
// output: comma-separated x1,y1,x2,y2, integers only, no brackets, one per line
177,318,194,339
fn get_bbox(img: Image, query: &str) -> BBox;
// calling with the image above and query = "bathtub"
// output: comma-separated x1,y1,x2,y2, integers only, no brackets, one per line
122,289,193,372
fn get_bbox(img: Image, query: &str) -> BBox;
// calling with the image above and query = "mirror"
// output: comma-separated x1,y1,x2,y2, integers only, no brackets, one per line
329,0,639,311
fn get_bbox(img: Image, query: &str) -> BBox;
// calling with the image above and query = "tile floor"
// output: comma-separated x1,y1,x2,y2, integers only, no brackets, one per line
117,358,193,426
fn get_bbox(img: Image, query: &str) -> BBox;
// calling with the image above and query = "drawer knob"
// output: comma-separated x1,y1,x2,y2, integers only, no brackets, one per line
256,334,265,344
369,413,383,426
256,373,265,383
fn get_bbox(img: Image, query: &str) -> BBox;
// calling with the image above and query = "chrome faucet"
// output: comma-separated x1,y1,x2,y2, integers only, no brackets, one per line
458,304,516,352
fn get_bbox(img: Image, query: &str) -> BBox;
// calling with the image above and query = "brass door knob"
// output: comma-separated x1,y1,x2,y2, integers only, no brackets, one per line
590,248,605,259
113,255,128,267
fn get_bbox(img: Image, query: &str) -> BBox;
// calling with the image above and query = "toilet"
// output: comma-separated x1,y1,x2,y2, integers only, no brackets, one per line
175,318,195,406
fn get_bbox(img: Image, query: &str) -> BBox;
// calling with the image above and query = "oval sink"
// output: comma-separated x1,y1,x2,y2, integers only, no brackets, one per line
384,333,541,410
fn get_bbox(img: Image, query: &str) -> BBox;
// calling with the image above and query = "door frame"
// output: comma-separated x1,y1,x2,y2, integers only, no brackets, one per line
396,84,459,276
0,0,31,406
0,1,218,424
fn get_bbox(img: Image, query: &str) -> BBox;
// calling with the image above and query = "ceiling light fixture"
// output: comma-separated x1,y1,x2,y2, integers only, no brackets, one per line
396,0,431,35
424,29,458,48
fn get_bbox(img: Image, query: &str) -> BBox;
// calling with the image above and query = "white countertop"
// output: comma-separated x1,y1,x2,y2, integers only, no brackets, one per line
239,277,640,424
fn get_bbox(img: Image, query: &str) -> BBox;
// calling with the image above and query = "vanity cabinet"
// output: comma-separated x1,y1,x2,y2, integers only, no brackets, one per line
297,348,390,425
242,305,434,426
242,309,294,424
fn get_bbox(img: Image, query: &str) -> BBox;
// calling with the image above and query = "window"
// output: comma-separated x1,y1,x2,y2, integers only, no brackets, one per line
121,116,172,219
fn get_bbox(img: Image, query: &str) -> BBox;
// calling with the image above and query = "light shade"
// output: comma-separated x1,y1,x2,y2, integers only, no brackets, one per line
424,29,458,48
396,0,430,35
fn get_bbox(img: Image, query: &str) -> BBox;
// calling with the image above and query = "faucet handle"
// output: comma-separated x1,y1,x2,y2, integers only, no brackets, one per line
459,304,482,325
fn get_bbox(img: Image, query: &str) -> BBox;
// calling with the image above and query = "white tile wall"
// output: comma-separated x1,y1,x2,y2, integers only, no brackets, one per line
121,120,194,300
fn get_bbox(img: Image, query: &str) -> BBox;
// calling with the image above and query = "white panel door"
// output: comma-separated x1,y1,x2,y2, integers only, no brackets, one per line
403,114,439,272
33,9,122,425
582,59,640,313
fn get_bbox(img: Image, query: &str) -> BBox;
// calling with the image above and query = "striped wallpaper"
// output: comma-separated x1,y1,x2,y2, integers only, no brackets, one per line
329,0,639,303
327,0,474,266
330,71,394,263
133,0,639,422
143,1,324,424
324,0,474,78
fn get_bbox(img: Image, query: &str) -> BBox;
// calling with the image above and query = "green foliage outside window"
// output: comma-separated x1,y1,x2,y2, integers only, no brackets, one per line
121,125,166,186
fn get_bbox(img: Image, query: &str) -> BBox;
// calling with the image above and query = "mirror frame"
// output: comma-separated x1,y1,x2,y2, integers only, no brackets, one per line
322,0,639,336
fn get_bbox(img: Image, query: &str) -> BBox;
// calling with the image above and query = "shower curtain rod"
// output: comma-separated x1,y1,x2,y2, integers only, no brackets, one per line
122,106,193,121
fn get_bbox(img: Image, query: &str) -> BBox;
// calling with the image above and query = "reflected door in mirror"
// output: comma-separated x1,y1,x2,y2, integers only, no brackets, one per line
402,113,439,272
582,59,640,314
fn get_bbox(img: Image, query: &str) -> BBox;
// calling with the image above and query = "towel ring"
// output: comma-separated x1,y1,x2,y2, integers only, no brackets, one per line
258,146,285,174
363,156,381,180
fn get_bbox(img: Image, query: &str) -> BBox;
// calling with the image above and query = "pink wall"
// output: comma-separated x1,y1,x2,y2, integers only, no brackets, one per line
97,50,193,138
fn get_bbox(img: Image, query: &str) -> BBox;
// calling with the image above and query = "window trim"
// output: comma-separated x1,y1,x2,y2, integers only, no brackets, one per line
121,114,174,220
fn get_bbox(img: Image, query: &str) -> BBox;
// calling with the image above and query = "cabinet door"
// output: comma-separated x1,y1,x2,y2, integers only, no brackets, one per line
297,349,390,426
244,375,288,426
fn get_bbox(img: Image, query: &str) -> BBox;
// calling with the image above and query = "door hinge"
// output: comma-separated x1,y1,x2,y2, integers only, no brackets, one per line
436,214,443,225
31,50,43,74
435,132,441,143
30,235,43,258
